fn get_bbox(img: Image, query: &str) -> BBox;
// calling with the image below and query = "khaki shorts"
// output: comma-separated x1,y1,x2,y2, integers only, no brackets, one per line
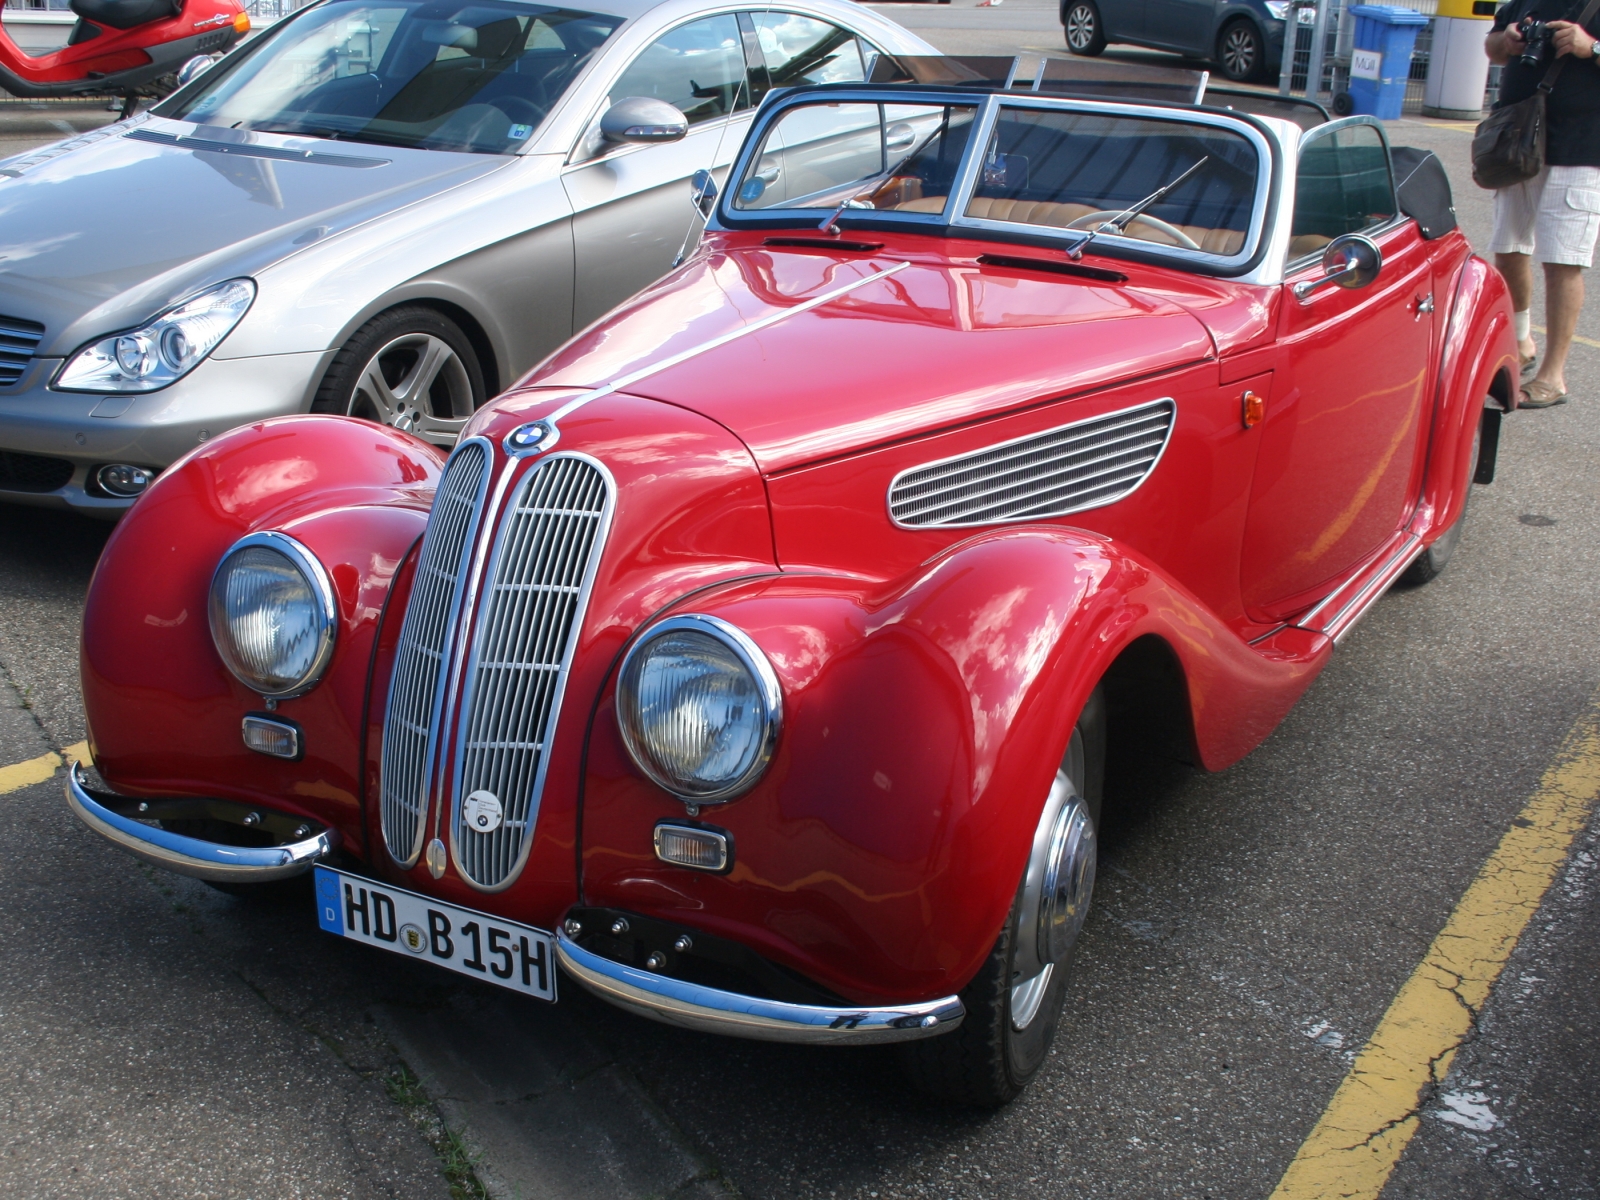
1491,164,1600,268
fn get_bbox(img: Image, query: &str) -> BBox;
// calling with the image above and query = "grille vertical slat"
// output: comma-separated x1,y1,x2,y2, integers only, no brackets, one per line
379,441,490,865
887,399,1176,527
0,315,46,387
452,456,611,890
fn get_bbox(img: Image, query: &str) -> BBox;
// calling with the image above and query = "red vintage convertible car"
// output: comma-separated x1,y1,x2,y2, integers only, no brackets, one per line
71,75,1516,1105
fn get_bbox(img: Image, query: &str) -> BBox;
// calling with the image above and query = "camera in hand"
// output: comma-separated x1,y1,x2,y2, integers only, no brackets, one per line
1516,15,1553,67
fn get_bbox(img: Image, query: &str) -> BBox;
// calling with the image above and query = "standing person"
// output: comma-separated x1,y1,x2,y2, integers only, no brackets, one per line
1485,0,1600,408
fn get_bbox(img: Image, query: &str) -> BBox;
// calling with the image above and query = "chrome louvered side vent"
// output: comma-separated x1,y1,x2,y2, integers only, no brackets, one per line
0,314,45,387
888,399,1176,528
450,454,613,891
380,439,491,867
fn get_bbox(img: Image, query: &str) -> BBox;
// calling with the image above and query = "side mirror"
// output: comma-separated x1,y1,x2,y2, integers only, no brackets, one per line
177,54,220,87
689,168,718,216
1293,233,1382,301
599,97,689,145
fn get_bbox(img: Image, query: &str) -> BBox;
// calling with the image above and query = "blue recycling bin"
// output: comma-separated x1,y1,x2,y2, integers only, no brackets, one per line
1347,5,1431,120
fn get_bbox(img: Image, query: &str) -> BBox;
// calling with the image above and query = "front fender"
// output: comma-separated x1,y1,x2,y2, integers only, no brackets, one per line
81,416,443,856
580,527,1330,1005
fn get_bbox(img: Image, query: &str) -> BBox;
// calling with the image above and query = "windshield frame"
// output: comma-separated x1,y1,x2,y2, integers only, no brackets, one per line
711,83,1280,279
154,0,626,157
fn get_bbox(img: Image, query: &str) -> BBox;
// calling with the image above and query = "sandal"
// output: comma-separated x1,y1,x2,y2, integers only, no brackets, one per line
1521,353,1538,378
1520,379,1568,409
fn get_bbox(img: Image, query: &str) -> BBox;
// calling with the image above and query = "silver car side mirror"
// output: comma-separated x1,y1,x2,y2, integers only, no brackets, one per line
1293,233,1382,301
689,168,718,217
600,97,689,145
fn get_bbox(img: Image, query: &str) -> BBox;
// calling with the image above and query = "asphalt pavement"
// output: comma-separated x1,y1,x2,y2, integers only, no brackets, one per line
2,7,1598,1197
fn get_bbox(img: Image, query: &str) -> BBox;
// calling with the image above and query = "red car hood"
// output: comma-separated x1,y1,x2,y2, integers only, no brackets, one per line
518,237,1217,474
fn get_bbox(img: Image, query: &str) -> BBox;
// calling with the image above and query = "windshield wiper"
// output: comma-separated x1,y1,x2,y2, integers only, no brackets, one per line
1068,155,1211,262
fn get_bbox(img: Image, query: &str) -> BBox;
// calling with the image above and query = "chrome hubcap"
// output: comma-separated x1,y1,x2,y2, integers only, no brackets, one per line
1066,5,1095,48
1010,732,1097,1032
349,332,474,445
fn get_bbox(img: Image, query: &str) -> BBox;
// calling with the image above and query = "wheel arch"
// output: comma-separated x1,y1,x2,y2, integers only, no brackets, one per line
314,290,509,408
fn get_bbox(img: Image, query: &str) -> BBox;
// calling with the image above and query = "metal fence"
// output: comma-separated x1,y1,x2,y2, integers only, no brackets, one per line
1280,0,1499,116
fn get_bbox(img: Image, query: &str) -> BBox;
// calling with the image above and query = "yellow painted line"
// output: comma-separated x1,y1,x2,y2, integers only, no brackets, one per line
0,750,61,796
1532,324,1600,351
0,742,95,797
1271,691,1600,1199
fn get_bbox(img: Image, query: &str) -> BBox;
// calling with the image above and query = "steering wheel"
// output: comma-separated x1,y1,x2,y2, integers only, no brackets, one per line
1065,209,1202,251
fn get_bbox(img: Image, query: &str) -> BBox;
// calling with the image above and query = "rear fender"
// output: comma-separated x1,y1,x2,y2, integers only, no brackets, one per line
1415,254,1517,540
580,527,1330,1003
81,416,442,857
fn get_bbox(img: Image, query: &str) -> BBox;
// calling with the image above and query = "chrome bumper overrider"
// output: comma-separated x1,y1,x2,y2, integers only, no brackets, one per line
65,762,337,882
555,930,965,1044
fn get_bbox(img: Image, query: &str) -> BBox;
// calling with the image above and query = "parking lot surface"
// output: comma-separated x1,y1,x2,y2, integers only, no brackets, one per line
3,7,1599,1197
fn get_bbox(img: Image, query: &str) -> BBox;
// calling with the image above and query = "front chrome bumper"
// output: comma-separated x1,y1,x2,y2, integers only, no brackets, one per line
555,930,965,1044
65,762,337,882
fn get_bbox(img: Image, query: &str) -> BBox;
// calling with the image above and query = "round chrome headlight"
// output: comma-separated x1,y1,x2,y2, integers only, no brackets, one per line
616,614,782,804
208,532,337,699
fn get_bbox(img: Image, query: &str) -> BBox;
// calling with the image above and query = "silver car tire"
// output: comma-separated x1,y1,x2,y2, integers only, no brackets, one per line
900,687,1105,1107
313,306,487,446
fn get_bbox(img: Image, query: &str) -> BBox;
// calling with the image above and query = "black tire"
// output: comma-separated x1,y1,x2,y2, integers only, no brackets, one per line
1063,0,1108,56
1331,91,1354,116
1400,416,1483,587
312,305,487,446
900,688,1106,1107
1216,19,1267,82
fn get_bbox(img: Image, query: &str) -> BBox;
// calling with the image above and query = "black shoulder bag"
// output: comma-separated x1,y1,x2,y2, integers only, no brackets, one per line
1472,0,1600,189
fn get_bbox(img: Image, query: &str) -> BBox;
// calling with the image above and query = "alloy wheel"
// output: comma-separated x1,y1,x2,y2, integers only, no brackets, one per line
347,332,475,445
1066,4,1098,51
1220,25,1260,80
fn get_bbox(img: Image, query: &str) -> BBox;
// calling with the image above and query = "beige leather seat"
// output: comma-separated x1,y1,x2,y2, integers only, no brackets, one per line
1288,233,1333,260
891,194,1245,256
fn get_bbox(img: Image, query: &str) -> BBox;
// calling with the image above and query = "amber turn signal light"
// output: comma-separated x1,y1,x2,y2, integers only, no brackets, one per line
234,10,251,32
1242,390,1265,428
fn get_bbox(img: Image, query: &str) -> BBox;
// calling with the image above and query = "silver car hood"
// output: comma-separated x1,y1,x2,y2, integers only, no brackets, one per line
0,117,510,357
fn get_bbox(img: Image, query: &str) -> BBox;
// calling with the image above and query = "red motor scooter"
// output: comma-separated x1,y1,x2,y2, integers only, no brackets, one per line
1,0,249,113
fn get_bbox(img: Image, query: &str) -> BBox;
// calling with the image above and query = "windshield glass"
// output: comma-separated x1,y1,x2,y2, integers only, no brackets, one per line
165,0,623,155
968,107,1259,256
732,101,978,213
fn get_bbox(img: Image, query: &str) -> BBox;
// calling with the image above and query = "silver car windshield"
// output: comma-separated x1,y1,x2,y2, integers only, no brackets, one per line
163,0,623,155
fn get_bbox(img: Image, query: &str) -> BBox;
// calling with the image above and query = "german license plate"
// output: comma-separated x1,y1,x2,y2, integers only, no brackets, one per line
314,866,556,1002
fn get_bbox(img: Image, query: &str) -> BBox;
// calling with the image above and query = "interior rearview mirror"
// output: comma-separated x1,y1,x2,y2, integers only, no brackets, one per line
1293,233,1382,301
600,97,689,145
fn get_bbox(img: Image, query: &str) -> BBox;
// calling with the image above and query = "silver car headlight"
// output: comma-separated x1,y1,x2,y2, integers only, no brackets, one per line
208,532,337,699
616,614,782,804
56,278,255,393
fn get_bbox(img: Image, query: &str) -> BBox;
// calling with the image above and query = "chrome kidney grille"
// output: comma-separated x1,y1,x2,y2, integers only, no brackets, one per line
450,455,613,890
0,314,45,387
888,399,1176,528
380,440,491,867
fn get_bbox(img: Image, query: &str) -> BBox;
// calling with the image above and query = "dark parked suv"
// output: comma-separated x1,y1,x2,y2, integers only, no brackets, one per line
1061,0,1310,82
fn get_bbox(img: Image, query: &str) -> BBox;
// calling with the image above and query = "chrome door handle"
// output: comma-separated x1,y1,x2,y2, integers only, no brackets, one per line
755,164,780,184
1414,293,1434,315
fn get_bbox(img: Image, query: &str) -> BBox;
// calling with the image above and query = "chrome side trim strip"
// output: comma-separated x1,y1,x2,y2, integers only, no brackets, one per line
1295,533,1423,644
555,932,965,1045
539,261,911,432
64,763,336,883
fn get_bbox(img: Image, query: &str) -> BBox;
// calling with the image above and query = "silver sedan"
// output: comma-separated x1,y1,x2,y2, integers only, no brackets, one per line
0,0,934,513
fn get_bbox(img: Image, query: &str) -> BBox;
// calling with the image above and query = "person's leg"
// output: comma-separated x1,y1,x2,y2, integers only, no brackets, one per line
1528,165,1598,401
1490,173,1543,364
1532,264,1584,394
1496,252,1539,363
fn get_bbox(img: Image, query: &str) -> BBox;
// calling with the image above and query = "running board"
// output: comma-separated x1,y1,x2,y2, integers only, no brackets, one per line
1293,533,1424,645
